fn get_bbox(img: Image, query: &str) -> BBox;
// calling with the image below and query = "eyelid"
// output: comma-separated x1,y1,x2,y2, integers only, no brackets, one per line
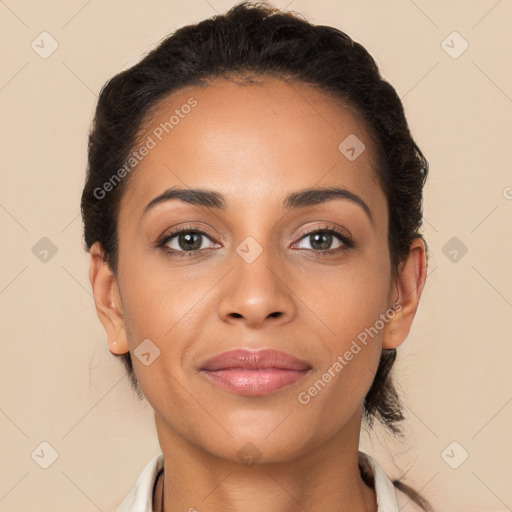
293,223,352,244
156,224,219,248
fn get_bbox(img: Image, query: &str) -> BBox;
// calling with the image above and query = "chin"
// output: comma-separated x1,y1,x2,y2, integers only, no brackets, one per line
203,427,313,466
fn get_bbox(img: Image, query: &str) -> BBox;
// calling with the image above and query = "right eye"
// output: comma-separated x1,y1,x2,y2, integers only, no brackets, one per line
157,228,220,257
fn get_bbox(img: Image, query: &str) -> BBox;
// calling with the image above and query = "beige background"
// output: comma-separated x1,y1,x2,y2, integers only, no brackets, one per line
1,0,511,510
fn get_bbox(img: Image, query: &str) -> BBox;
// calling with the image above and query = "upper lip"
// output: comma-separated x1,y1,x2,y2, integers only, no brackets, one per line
200,349,312,371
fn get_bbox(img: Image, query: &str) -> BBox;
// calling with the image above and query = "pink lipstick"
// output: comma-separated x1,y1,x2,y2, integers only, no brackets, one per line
200,349,312,396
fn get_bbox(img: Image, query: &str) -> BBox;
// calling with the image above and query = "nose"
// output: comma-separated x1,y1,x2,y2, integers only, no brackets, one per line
217,244,297,328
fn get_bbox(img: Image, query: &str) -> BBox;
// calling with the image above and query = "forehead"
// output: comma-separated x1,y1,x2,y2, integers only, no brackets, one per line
119,77,386,226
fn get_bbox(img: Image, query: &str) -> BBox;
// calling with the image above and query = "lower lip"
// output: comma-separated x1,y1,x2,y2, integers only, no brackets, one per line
201,368,310,396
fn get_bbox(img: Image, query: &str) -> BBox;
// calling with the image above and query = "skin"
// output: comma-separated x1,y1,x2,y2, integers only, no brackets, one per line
89,77,427,512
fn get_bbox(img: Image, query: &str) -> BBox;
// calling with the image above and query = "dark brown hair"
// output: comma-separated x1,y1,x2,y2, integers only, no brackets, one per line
81,2,431,509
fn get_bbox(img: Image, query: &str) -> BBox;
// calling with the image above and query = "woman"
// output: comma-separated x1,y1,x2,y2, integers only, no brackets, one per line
81,2,432,510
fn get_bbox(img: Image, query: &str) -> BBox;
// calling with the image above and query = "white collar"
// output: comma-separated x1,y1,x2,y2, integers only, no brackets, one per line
116,450,399,511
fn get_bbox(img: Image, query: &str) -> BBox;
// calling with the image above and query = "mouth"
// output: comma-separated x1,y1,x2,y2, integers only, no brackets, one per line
199,348,312,396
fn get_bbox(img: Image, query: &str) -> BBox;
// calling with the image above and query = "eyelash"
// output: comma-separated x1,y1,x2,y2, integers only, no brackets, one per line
156,224,354,258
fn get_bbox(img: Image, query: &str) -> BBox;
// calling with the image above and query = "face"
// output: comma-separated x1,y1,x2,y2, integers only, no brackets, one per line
93,77,412,464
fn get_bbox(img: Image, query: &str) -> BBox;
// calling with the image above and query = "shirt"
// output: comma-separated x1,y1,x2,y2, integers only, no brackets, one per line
115,450,400,512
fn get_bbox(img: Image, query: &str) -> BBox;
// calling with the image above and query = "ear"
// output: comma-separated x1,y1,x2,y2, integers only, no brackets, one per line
382,237,427,350
89,242,129,355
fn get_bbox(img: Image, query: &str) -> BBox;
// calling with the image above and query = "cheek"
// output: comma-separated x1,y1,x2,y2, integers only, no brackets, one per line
304,256,390,342
297,258,389,401
119,252,194,338
118,259,212,391
296,285,387,431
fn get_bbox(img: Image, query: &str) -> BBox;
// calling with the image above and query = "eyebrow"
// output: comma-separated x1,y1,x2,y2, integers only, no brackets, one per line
142,186,373,225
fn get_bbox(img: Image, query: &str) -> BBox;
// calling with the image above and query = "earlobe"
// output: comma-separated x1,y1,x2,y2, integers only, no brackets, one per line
89,242,129,355
382,237,427,350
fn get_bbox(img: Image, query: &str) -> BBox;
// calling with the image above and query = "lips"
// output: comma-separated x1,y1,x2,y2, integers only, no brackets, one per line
201,349,311,371
200,349,312,396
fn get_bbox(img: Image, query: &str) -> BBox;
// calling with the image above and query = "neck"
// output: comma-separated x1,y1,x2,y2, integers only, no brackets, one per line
152,411,377,512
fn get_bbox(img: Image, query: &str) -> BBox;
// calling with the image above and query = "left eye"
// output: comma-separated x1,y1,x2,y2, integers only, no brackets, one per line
294,230,346,252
